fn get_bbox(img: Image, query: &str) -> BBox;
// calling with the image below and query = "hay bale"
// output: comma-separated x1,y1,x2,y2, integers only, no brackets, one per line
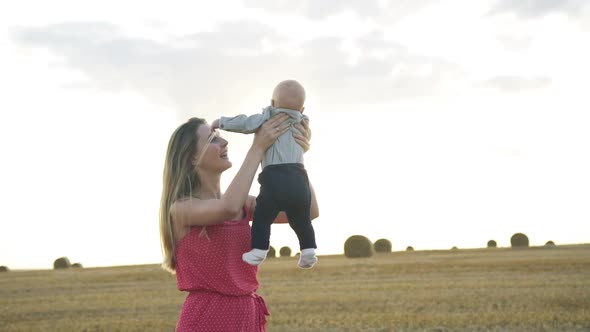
53,257,71,269
267,246,276,258
545,241,555,247
510,233,529,248
487,240,497,248
344,235,374,258
279,246,292,257
406,246,414,251
71,263,83,268
0,266,8,272
373,239,392,253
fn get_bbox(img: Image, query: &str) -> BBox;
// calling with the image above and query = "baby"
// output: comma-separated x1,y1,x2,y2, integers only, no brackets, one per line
212,80,317,268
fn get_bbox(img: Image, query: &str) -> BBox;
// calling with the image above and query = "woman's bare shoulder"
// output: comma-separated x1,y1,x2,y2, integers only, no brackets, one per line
171,196,233,227
170,198,201,239
170,197,199,224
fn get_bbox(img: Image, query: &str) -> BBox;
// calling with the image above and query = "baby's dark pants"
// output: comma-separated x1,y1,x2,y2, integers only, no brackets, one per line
252,163,317,251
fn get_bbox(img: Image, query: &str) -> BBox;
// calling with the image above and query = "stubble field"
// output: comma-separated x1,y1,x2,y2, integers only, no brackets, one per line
1,245,589,331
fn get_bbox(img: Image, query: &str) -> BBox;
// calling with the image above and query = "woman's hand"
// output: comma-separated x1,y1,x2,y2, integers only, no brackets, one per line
252,113,290,153
293,119,311,153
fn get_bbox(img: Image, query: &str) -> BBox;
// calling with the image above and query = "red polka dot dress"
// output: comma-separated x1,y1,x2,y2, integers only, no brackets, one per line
175,207,269,332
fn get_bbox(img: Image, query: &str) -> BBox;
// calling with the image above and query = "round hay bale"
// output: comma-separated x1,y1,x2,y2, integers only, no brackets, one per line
373,239,392,253
53,257,71,269
487,240,497,248
0,266,8,272
545,241,555,247
510,233,529,248
344,235,374,258
279,246,292,257
406,246,414,251
267,246,276,258
71,263,83,268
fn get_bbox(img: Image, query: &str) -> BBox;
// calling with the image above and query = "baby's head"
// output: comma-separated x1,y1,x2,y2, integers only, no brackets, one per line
271,80,306,112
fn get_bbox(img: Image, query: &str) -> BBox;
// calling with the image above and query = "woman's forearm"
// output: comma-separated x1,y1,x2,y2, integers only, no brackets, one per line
221,147,264,214
310,182,319,219
222,113,290,215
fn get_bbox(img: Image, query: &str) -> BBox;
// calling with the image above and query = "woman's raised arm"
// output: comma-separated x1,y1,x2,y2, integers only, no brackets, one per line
294,119,319,219
172,114,291,227
247,118,319,224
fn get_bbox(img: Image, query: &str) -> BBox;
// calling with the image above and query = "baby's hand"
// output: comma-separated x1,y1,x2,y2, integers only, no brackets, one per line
211,119,220,130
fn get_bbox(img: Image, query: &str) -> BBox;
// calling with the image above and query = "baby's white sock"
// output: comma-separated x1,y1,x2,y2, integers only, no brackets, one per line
298,248,318,269
242,248,268,266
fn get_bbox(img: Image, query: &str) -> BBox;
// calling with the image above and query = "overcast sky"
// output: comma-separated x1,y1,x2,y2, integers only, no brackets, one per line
1,0,589,269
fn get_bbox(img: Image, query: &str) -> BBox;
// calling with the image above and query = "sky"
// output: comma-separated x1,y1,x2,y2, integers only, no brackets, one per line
1,0,589,269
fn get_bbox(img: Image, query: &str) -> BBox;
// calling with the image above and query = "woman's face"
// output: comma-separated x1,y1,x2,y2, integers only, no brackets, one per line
194,124,231,172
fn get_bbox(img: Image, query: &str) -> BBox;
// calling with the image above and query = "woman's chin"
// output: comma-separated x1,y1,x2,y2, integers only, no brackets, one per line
221,160,232,170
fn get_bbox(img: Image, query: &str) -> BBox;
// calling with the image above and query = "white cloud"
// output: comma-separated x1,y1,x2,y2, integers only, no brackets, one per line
244,0,438,21
12,20,467,119
476,76,552,93
489,0,590,18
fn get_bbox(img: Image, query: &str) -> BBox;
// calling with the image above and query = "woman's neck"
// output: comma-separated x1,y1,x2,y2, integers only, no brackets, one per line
194,172,222,199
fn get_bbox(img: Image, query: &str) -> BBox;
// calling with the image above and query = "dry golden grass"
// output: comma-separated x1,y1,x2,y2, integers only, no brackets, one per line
1,245,589,331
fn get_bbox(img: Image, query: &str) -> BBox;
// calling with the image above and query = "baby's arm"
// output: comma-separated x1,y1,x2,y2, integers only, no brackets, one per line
217,108,273,134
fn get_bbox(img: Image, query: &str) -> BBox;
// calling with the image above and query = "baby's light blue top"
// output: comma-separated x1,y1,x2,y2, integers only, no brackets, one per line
219,106,309,169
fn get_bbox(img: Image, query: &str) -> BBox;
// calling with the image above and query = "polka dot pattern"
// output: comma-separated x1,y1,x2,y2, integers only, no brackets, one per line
175,206,269,331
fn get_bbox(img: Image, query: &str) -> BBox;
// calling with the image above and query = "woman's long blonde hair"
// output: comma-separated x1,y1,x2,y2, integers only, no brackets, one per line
159,117,205,273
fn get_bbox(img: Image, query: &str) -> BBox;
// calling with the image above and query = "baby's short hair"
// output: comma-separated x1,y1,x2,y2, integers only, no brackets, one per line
272,80,306,110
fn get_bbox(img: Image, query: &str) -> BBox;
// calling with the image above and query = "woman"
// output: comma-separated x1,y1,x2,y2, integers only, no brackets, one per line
159,113,319,331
